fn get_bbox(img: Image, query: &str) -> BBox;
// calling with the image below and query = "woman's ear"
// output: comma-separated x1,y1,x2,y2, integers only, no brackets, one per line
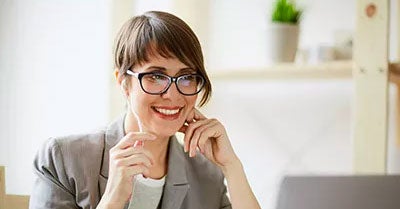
115,69,123,85
115,69,129,97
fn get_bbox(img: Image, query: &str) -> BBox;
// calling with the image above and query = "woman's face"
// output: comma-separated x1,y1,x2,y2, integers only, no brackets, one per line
126,53,198,138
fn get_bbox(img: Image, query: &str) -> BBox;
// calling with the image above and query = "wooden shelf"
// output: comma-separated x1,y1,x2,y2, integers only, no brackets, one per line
209,60,353,80
209,61,400,83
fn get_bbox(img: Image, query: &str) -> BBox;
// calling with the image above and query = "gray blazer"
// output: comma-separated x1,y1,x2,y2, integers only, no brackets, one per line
29,115,232,209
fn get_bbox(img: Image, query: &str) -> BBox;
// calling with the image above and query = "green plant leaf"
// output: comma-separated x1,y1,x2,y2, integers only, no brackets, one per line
271,0,302,24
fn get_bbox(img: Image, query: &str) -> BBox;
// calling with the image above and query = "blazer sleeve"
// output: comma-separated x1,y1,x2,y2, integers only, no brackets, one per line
29,138,79,209
220,183,232,209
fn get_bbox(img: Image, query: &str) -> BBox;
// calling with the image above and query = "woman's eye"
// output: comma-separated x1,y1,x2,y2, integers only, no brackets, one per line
151,74,167,80
182,75,196,81
144,74,168,84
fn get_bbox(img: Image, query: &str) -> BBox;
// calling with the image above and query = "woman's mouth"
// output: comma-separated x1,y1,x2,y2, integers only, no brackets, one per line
151,106,183,120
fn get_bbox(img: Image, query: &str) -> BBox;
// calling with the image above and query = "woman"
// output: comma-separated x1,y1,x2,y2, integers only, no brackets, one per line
30,11,261,209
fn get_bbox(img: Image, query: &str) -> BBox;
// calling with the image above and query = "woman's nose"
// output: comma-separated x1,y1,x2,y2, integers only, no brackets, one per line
161,82,181,98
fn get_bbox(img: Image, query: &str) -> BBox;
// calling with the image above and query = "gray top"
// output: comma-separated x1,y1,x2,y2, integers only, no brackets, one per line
128,175,165,209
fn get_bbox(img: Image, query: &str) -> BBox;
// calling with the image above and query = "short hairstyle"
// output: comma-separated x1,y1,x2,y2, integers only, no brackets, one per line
114,11,211,106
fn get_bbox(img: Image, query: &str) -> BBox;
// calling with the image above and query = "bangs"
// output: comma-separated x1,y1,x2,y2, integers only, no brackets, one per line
126,15,198,70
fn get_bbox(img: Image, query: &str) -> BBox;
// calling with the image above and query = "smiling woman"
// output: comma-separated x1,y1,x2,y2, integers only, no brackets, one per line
29,11,261,209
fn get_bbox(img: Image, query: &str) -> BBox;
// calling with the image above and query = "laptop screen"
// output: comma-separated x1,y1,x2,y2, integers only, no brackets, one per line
276,175,400,209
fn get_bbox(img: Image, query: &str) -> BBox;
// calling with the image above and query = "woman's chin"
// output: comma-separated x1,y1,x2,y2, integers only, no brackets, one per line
150,124,181,138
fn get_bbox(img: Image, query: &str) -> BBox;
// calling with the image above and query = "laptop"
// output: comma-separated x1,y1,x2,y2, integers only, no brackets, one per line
276,175,400,209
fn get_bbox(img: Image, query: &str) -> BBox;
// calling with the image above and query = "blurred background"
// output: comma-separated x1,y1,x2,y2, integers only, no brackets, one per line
0,0,399,209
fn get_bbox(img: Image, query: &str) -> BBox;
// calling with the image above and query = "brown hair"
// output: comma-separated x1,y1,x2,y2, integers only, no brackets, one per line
114,11,211,106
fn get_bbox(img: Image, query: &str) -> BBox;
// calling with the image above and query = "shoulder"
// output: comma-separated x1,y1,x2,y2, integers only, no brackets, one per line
38,127,106,161
31,127,108,205
34,127,107,180
50,128,106,155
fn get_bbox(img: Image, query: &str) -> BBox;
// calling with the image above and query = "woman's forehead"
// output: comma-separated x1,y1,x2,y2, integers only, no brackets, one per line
137,53,192,73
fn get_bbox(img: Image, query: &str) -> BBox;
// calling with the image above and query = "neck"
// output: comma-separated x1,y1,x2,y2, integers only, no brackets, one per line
124,112,169,178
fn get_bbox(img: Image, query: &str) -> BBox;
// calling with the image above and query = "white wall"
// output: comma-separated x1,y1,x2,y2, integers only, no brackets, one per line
0,0,111,195
207,0,357,69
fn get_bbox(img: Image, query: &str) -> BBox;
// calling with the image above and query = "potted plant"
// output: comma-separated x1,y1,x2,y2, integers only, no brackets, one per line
267,0,302,63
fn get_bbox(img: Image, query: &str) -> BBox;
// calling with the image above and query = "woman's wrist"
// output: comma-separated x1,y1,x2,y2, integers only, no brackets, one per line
97,194,126,209
221,157,243,179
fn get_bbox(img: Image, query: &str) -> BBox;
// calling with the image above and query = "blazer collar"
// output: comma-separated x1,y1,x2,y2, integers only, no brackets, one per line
100,114,126,179
161,137,190,209
99,114,190,209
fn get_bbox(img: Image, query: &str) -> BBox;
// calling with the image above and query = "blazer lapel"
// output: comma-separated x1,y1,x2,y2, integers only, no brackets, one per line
161,137,190,209
98,114,126,197
161,184,190,209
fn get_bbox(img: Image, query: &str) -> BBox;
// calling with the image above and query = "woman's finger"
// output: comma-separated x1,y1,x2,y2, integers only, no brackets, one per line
113,132,156,150
178,122,188,134
189,121,217,157
114,153,153,168
124,164,150,177
193,108,207,120
203,139,214,162
197,120,219,153
111,147,155,164
183,119,211,153
180,108,207,135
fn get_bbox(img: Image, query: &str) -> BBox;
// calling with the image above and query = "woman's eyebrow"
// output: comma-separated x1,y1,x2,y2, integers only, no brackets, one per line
144,66,195,73
179,67,196,74
145,66,167,72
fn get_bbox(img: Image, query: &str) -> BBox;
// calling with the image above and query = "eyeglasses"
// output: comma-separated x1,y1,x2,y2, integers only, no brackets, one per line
126,69,205,96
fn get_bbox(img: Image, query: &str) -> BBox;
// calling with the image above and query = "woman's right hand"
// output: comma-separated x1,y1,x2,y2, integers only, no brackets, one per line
97,132,156,209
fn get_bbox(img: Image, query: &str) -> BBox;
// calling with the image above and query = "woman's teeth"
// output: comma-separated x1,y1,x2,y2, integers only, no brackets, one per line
154,107,180,115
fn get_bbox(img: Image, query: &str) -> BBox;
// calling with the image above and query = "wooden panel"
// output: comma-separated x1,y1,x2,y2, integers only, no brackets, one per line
109,0,134,121
397,82,400,148
0,166,30,209
209,61,352,80
0,166,5,209
353,0,390,173
390,63,400,147
5,195,30,209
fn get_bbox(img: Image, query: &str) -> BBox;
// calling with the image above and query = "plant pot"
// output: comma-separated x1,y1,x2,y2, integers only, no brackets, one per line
267,23,300,63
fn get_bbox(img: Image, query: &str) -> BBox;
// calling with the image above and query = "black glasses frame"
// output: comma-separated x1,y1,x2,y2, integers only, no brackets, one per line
126,69,205,96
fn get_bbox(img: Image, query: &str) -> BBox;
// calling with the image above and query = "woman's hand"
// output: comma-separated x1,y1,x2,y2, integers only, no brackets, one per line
97,132,155,209
180,109,261,209
179,108,240,173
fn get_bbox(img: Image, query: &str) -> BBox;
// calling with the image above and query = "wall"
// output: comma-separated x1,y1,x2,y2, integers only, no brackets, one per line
0,0,111,195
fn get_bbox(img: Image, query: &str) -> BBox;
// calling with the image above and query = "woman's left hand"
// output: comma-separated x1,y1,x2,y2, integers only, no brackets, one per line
178,108,239,171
